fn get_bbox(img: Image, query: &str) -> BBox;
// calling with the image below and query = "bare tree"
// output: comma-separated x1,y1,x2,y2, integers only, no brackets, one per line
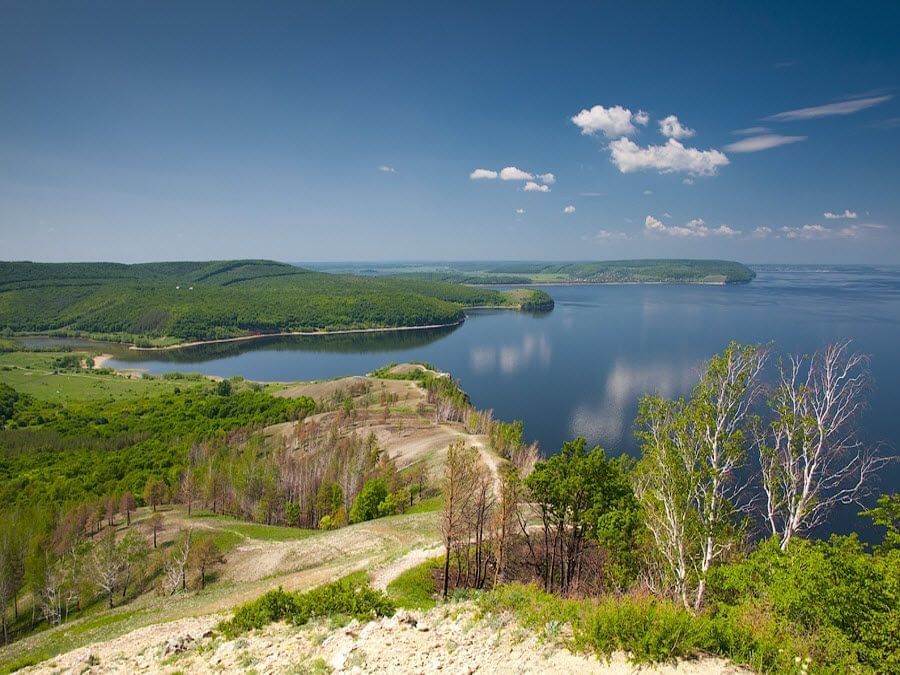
162,528,193,595
180,468,199,517
92,529,124,608
440,441,478,598
120,492,136,526
493,464,521,587
189,536,224,590
758,341,888,550
147,512,164,549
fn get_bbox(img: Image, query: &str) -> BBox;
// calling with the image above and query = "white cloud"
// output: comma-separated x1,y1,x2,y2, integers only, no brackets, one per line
515,208,525,215
752,226,773,238
643,189,653,195
470,168,498,180
578,192,606,197
584,229,629,241
377,165,396,173
823,209,857,219
767,95,892,121
781,223,885,239
724,134,806,153
610,138,729,176
538,172,556,185
659,115,696,139
732,126,772,135
564,205,576,214
500,166,534,181
645,215,738,238
523,181,550,193
571,104,644,138
682,177,695,185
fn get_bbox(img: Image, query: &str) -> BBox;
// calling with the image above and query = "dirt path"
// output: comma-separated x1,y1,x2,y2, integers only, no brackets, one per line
370,544,445,590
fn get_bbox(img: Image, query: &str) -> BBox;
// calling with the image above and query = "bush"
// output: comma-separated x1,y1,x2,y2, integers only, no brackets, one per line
349,478,388,523
579,596,704,663
708,536,899,671
218,574,395,638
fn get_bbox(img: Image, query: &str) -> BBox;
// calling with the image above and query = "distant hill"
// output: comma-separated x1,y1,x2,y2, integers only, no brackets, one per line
307,259,756,285
0,260,552,345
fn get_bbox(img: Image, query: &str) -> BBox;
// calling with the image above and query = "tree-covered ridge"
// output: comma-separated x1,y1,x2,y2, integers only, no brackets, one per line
481,259,755,283
0,260,553,344
314,259,756,284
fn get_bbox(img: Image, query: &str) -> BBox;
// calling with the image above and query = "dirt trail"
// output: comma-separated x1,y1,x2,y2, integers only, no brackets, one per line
370,544,445,590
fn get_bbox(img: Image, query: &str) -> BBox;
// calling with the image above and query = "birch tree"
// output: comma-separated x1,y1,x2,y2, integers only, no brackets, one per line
92,529,124,609
634,342,765,610
758,341,887,550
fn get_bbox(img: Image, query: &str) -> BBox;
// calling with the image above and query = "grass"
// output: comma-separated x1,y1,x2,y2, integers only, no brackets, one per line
0,350,179,403
405,495,443,514
385,556,443,610
189,512,317,542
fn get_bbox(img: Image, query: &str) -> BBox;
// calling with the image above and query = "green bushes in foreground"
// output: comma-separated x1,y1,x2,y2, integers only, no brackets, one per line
483,584,793,672
217,573,395,638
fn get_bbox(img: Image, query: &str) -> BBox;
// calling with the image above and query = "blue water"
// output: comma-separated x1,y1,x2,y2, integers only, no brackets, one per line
92,267,900,534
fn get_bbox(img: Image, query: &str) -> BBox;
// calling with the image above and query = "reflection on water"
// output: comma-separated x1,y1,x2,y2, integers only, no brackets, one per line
470,333,552,375
106,325,461,364
569,358,700,444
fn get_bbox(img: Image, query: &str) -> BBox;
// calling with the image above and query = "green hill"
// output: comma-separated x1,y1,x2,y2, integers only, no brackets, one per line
0,260,553,345
309,259,756,284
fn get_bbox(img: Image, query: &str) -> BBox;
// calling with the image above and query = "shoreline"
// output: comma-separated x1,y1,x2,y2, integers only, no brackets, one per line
126,318,466,352
92,353,114,369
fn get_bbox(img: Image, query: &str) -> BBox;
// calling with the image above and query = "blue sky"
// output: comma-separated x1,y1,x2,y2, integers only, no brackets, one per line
1,1,899,264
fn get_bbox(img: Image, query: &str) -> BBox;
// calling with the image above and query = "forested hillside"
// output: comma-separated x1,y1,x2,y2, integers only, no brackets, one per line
0,260,553,344
312,259,756,284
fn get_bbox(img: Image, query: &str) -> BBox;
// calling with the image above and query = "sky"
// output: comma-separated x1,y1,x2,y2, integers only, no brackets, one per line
1,1,899,264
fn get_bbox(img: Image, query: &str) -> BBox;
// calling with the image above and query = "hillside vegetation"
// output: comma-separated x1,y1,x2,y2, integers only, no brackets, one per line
312,258,756,284
0,260,553,345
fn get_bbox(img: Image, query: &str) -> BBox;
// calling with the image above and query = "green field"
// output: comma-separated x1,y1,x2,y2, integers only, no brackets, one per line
0,259,553,345
0,351,180,403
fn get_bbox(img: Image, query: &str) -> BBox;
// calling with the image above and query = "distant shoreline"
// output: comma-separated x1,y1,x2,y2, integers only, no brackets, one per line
126,319,466,352
469,280,731,287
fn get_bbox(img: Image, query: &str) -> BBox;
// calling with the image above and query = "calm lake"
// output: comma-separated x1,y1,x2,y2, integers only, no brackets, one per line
42,266,900,533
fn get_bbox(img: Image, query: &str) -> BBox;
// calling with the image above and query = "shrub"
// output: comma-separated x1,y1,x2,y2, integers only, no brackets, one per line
218,574,395,638
349,478,388,523
579,596,705,663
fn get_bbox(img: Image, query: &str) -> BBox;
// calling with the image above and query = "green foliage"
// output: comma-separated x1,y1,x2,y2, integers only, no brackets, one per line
525,437,637,593
489,419,524,457
349,478,388,524
862,492,900,553
484,583,793,672
707,536,900,670
385,556,443,610
217,574,395,638
0,382,315,508
0,260,549,343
